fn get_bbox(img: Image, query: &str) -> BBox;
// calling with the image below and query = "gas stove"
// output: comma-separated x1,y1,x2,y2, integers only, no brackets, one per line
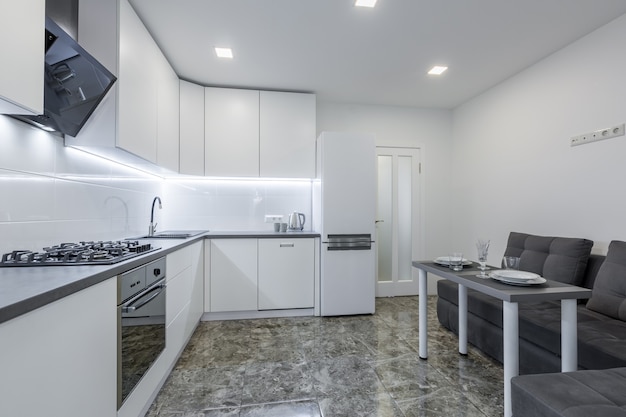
0,241,159,267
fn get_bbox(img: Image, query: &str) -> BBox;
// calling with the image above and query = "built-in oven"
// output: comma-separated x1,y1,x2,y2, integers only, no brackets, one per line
117,257,166,409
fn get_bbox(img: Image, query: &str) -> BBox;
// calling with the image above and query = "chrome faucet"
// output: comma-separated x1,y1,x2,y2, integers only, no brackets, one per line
149,196,162,237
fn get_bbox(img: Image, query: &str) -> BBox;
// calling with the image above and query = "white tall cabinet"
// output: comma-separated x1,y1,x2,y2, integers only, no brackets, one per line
0,279,117,417
0,0,44,114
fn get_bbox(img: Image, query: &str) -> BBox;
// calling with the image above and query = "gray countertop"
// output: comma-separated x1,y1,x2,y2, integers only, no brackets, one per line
0,231,320,325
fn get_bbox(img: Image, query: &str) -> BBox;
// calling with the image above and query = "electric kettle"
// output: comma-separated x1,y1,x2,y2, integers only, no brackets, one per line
288,212,306,231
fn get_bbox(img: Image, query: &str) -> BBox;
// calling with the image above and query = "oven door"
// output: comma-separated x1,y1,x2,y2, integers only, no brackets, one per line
117,278,166,409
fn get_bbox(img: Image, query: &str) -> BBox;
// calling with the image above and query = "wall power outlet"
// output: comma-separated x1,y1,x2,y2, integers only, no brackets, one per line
570,123,625,147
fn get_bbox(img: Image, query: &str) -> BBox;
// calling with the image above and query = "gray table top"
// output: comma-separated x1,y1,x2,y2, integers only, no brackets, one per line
413,260,592,303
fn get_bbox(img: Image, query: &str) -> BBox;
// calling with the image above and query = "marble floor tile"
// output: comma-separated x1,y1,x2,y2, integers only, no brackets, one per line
318,391,404,417
146,296,504,417
312,355,385,397
241,361,315,404
239,400,321,417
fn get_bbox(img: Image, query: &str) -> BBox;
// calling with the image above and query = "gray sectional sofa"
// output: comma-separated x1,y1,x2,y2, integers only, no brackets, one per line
436,232,626,416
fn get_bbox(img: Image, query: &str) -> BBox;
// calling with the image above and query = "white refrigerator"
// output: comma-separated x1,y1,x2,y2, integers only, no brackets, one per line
314,131,376,316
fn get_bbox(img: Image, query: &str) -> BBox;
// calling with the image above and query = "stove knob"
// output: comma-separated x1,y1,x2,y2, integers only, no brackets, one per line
153,268,161,276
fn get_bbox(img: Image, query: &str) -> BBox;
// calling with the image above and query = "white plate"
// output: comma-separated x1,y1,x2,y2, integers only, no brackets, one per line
490,270,540,282
434,257,473,266
490,274,546,286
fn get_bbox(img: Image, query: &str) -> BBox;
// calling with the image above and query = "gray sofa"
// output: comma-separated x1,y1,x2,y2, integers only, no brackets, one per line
436,233,626,416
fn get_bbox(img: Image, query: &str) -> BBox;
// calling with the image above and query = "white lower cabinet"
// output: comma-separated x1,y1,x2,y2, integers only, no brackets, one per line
0,279,117,417
207,238,315,313
164,241,204,369
258,238,315,309
210,239,258,312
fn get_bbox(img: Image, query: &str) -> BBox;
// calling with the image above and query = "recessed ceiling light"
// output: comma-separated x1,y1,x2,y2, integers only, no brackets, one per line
428,66,448,75
215,47,233,58
355,0,377,7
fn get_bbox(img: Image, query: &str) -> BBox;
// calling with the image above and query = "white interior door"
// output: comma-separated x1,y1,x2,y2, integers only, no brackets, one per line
376,147,421,297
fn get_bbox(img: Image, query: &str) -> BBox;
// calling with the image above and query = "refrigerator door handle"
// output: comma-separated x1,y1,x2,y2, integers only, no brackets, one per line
327,234,372,251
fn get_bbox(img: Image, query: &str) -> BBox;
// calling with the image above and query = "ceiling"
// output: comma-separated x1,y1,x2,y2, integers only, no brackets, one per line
128,0,626,109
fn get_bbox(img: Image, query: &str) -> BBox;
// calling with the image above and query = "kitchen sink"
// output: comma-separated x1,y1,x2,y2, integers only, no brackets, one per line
127,230,207,239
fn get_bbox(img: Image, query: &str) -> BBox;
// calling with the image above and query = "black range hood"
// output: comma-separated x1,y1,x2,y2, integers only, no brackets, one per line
10,17,116,137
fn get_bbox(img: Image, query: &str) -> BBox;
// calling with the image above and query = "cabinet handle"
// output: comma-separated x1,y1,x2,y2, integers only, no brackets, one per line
280,242,295,248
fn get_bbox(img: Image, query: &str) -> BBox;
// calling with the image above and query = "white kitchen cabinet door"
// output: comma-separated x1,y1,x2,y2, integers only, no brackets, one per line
180,80,205,175
157,53,180,173
0,279,117,417
210,239,258,312
205,87,259,177
204,240,211,312
165,241,203,342
188,241,204,334
260,91,316,178
258,238,315,310
0,0,44,114
117,0,158,163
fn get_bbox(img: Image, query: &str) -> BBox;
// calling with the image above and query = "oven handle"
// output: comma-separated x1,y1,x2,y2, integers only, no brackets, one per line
122,279,166,313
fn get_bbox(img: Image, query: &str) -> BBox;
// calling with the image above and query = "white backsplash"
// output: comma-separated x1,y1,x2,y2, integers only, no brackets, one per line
0,116,313,254
161,178,312,232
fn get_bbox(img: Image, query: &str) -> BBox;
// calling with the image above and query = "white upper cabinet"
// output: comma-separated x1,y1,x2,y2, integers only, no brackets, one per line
205,87,260,177
0,0,44,114
203,87,316,178
118,0,179,169
156,53,180,172
260,91,316,178
179,80,205,175
118,0,158,162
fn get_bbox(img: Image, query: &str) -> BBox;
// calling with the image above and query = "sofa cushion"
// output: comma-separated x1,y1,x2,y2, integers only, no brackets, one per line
587,240,626,321
512,367,626,417
503,232,593,286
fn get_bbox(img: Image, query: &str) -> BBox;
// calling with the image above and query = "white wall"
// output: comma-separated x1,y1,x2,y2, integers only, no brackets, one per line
0,116,160,253
317,101,453,260
452,13,626,263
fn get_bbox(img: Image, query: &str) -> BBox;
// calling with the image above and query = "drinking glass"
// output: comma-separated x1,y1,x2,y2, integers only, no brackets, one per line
449,252,464,271
476,239,490,278
503,256,520,270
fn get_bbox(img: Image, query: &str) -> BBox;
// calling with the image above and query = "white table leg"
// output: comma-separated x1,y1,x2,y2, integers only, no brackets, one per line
503,301,519,417
418,268,428,359
458,284,468,355
561,299,578,372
